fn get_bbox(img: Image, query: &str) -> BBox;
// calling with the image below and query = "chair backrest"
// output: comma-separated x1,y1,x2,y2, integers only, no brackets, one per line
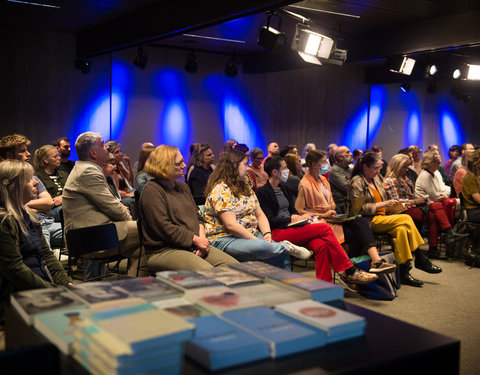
65,223,119,258
129,201,139,221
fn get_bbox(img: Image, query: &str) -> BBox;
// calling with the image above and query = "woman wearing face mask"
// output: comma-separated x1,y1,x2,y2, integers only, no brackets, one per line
256,156,379,283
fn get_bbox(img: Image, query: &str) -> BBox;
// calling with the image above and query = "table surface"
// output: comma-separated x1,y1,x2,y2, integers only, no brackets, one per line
6,300,460,375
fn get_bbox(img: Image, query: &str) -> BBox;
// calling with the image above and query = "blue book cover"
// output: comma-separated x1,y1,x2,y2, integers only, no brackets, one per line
156,270,223,289
186,315,270,371
33,305,88,355
222,306,326,357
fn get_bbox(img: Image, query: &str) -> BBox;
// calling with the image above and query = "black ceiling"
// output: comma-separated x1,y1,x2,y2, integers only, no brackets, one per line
3,0,480,80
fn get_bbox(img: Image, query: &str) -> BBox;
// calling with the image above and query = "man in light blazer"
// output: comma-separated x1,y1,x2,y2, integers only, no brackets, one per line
63,132,139,280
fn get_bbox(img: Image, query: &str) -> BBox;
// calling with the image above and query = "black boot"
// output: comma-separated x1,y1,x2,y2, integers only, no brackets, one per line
399,263,423,287
444,227,469,243
414,250,442,274
427,246,448,260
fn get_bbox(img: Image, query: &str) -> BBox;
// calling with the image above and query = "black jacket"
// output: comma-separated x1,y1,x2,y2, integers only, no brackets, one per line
256,181,297,229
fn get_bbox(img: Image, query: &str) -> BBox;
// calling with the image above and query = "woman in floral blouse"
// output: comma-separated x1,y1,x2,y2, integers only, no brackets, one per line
204,149,312,270
384,154,467,260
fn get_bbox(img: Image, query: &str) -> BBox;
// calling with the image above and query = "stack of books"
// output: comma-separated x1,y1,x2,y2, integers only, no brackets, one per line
11,262,367,373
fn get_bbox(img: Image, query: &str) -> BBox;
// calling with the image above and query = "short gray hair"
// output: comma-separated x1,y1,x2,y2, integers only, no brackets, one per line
75,132,101,161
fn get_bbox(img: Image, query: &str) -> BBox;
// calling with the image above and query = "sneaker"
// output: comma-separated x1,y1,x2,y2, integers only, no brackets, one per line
341,268,378,284
335,273,358,293
283,240,313,260
369,259,397,274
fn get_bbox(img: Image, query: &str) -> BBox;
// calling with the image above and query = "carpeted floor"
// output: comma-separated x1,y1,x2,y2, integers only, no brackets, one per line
295,256,480,375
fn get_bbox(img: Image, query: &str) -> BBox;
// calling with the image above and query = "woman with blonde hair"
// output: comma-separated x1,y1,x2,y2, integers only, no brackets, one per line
0,159,71,322
138,145,237,272
350,151,441,287
204,150,312,270
385,154,466,260
33,145,68,222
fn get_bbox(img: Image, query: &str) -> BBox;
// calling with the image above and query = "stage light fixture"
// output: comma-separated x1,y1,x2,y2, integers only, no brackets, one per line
225,54,238,77
427,64,437,76
75,59,91,74
258,12,286,50
388,56,416,75
133,47,148,69
184,51,198,73
400,82,411,92
291,24,334,65
467,64,480,80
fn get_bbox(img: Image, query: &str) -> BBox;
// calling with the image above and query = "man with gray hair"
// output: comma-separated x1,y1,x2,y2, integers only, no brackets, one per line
328,146,353,214
63,132,139,280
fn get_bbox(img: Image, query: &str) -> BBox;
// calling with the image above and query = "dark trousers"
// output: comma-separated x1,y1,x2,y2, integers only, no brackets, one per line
467,208,480,223
342,217,377,258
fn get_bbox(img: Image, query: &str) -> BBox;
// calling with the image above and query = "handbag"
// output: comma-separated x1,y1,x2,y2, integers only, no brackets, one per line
351,252,400,301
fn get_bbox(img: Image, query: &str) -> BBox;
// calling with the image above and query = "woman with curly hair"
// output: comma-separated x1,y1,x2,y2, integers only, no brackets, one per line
204,150,312,270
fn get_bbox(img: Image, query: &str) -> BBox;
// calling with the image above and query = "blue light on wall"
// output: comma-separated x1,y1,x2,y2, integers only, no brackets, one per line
438,100,464,150
110,60,130,140
398,90,422,146
341,85,386,151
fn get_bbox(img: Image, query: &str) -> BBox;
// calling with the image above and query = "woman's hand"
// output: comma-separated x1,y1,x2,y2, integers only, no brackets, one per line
435,194,447,202
123,153,131,166
193,247,209,258
291,214,312,223
192,234,209,251
382,199,398,208
262,232,272,242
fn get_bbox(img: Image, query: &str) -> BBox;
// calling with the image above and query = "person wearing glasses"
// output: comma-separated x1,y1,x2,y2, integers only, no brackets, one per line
139,145,237,272
246,147,269,191
348,151,442,288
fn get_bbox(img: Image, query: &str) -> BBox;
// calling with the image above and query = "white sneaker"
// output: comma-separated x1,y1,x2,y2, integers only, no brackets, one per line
283,240,312,260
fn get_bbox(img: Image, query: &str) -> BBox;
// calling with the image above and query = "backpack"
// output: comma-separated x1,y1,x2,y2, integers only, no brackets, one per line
352,252,400,301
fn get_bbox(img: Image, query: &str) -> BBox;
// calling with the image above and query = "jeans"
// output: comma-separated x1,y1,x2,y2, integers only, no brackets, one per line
211,233,291,270
50,206,62,223
40,217,63,249
84,259,106,281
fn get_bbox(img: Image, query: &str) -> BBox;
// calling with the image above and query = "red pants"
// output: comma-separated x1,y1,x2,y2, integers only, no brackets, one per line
272,223,352,282
406,201,452,247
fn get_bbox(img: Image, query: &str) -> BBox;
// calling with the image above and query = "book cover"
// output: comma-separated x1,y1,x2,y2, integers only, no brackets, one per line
186,315,270,370
196,267,262,287
234,283,304,307
81,305,194,355
222,306,326,357
110,277,182,301
185,286,262,314
229,261,287,279
274,299,366,339
287,219,310,227
33,305,87,355
10,286,86,324
151,297,212,320
156,270,222,289
68,282,133,304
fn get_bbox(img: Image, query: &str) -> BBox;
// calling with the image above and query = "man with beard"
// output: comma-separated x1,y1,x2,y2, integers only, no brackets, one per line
53,137,75,174
328,146,354,214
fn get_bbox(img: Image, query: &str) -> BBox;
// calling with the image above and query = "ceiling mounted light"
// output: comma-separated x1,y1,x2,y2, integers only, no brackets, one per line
388,56,416,75
75,59,90,74
225,54,239,77
184,51,198,73
466,64,480,80
400,82,411,92
427,64,437,76
291,24,334,65
258,12,286,50
133,47,148,69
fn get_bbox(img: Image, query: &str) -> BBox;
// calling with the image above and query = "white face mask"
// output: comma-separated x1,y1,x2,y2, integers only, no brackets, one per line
280,169,289,183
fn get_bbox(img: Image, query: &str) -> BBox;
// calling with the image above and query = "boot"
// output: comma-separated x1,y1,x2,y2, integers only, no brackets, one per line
444,227,469,243
427,246,448,260
414,250,442,274
399,263,423,287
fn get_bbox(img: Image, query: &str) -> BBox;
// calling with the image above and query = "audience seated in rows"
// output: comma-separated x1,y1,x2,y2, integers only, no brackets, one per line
62,132,139,280
348,151,441,288
453,151,470,197
138,145,237,273
444,145,461,178
450,143,475,181
0,159,71,323
53,137,75,174
284,153,303,199
328,146,353,214
106,140,135,206
256,156,381,283
187,143,215,205
246,147,268,191
204,150,312,270
262,142,280,164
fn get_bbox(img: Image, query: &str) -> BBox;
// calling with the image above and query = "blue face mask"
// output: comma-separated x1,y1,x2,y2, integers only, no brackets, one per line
320,164,329,175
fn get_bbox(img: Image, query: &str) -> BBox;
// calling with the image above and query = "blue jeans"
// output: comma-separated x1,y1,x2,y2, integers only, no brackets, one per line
84,259,106,281
50,206,62,222
40,218,63,249
211,233,291,270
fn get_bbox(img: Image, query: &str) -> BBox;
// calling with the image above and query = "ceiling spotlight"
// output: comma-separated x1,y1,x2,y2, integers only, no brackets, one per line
133,47,148,69
427,64,437,76
467,64,480,80
291,24,334,65
258,12,286,50
388,56,416,75
75,59,91,74
184,51,198,73
400,82,411,92
225,54,239,77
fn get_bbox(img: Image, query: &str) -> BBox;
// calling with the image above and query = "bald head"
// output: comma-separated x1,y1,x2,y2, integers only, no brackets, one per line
334,146,353,166
267,142,280,156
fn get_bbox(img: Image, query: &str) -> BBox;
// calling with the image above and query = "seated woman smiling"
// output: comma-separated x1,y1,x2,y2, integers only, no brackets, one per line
0,159,72,323
204,150,312,271
138,145,237,272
